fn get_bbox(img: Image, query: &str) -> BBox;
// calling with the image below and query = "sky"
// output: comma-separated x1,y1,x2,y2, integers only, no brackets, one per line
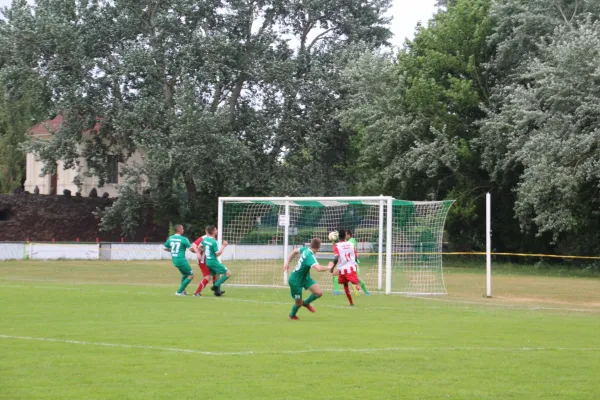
0,0,437,47
388,0,438,47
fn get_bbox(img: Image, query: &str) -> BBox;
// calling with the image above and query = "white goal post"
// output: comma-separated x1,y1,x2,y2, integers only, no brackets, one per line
217,196,454,295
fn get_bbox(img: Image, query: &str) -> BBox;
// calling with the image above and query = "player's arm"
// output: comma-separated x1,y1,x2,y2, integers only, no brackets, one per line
312,262,335,272
163,238,171,252
183,238,192,251
283,248,300,271
190,239,201,254
330,243,340,272
215,240,228,257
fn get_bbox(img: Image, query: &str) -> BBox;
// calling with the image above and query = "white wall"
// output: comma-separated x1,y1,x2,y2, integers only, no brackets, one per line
0,243,26,260
24,152,50,194
1,242,380,261
104,244,173,261
103,244,289,261
29,243,100,260
220,245,290,261
25,145,147,197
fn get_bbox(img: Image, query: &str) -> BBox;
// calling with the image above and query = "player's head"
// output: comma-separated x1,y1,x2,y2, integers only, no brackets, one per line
174,224,184,234
310,238,321,252
204,225,210,234
346,229,352,239
206,225,217,237
338,229,346,241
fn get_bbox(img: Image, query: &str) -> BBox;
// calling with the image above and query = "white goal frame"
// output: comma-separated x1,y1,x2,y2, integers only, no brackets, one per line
218,196,453,295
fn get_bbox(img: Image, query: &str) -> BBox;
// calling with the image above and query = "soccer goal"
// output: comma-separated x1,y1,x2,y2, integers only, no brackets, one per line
217,196,454,295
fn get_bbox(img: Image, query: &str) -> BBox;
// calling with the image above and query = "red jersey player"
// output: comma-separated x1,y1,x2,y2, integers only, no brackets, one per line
330,229,361,306
191,227,218,296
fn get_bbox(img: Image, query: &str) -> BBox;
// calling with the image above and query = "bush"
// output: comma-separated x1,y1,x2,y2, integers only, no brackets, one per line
89,188,98,198
63,189,71,198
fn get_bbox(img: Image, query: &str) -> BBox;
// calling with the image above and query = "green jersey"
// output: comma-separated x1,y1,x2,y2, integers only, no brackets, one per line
164,234,191,265
289,247,318,284
200,236,220,262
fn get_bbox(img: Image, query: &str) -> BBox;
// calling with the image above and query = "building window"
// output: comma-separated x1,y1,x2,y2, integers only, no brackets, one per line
107,155,119,184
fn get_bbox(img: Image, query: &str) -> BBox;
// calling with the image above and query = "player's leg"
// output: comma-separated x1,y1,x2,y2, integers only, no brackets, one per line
211,263,231,296
332,275,341,295
343,283,354,306
358,279,369,295
356,264,370,295
348,272,362,298
194,274,211,296
289,284,303,320
176,263,194,295
302,280,322,312
338,274,354,305
194,264,211,296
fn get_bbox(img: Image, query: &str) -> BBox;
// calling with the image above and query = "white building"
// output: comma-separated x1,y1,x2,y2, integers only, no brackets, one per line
24,115,145,197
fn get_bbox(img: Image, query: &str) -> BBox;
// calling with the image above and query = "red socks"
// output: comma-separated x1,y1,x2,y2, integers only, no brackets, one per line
194,277,210,294
344,284,353,305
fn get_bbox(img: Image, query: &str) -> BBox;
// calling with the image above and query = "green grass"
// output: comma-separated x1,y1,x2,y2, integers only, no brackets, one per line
1,261,599,400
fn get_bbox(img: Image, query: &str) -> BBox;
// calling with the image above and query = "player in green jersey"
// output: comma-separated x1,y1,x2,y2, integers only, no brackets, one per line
284,238,333,320
200,225,231,297
346,229,369,295
164,224,194,296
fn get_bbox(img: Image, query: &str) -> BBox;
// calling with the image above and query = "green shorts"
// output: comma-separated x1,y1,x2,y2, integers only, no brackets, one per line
174,261,193,276
288,277,317,300
207,261,228,275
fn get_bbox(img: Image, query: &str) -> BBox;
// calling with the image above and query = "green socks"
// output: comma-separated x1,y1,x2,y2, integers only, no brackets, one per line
359,279,369,294
177,277,192,293
333,276,340,293
215,275,229,289
303,294,319,306
290,304,300,317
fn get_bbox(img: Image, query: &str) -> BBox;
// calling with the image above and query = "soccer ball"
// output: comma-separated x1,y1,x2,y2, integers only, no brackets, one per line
328,231,339,242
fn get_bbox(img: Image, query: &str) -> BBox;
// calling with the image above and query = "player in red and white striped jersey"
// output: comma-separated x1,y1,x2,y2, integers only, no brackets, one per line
330,229,361,306
191,227,218,296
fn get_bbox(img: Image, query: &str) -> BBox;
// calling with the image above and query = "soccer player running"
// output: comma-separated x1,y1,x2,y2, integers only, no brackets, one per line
346,229,370,295
191,227,218,296
330,229,361,306
284,238,333,320
164,224,194,296
200,226,231,296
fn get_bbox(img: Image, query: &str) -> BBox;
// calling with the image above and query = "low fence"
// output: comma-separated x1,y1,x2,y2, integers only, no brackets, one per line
0,242,296,261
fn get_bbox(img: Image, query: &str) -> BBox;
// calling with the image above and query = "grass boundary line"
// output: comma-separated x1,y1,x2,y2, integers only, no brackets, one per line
1,335,599,356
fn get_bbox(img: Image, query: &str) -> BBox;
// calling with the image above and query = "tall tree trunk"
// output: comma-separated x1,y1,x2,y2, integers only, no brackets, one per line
228,77,244,124
183,171,197,203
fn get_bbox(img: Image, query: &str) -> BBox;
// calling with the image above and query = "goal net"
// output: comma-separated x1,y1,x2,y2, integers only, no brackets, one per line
218,197,454,295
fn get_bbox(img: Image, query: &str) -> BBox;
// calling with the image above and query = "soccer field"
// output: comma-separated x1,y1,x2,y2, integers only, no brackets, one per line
1,261,599,399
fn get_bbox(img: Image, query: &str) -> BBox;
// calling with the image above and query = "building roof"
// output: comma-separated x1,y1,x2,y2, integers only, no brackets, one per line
29,115,102,136
29,115,64,136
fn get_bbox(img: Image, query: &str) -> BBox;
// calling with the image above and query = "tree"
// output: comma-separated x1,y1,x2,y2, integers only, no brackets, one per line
14,0,391,235
480,20,600,254
0,0,51,193
340,0,493,250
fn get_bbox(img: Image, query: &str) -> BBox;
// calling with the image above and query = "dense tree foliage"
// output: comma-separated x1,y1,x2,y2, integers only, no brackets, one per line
0,0,51,193
2,0,600,256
